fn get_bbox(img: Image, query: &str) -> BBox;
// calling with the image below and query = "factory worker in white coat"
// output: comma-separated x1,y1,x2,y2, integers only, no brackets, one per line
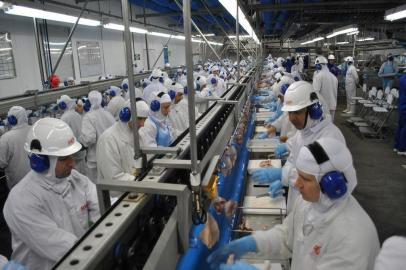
142,92,176,147
121,78,143,101
312,56,338,119
374,236,406,270
344,56,359,114
168,83,189,133
97,99,149,197
208,137,380,270
195,76,210,113
143,68,168,105
3,118,100,270
251,81,345,212
0,106,31,189
80,90,115,183
57,95,86,175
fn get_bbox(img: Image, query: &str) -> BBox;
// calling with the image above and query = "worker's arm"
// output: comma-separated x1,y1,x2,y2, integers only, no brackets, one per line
79,115,96,147
312,73,322,92
142,120,158,147
281,135,297,187
0,136,10,168
4,198,77,262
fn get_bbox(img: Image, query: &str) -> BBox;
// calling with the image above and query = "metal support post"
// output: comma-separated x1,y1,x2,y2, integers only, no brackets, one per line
33,18,46,89
236,4,240,81
52,0,89,76
121,0,142,160
142,0,151,70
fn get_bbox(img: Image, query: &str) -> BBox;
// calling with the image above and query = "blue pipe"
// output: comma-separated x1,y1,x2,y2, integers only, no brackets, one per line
176,111,255,270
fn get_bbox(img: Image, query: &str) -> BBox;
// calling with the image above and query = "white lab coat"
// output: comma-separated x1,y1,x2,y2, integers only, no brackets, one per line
313,65,338,114
374,236,406,270
3,169,99,270
282,117,345,212
96,122,144,197
271,112,297,138
0,123,31,189
80,108,115,182
345,65,359,111
142,114,176,147
253,196,380,270
142,80,168,105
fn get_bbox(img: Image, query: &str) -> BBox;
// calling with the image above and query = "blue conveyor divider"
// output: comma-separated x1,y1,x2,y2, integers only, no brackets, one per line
176,110,255,270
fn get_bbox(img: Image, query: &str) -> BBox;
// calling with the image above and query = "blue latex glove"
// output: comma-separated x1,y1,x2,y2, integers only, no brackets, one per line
251,96,266,104
207,236,257,270
258,132,269,139
268,180,284,198
275,143,288,157
251,167,282,184
219,261,260,270
2,261,29,270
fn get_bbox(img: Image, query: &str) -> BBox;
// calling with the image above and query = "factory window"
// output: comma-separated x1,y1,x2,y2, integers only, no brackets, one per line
77,41,103,78
0,32,16,80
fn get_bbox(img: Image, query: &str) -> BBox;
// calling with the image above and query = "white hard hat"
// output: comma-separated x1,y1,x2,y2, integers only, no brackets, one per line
151,68,162,78
165,62,171,68
274,72,282,80
328,54,335,60
345,56,354,62
315,56,328,65
197,76,207,86
24,118,82,157
282,81,317,112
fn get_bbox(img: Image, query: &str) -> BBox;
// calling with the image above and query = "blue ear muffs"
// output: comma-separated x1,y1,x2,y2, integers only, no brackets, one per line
84,100,91,112
142,82,148,88
119,107,131,122
306,141,348,200
184,86,188,95
122,83,128,90
159,77,164,83
168,90,176,100
280,84,290,95
7,115,18,126
294,76,300,81
309,92,323,120
58,101,67,110
196,83,201,91
109,90,116,97
63,80,68,87
211,77,217,85
315,63,322,70
29,153,50,173
150,100,161,112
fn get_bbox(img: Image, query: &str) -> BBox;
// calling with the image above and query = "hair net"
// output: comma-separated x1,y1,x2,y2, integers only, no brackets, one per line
88,90,102,109
197,76,207,86
57,95,76,110
107,96,126,120
135,100,149,118
109,86,122,96
8,106,28,126
159,93,172,104
174,83,184,94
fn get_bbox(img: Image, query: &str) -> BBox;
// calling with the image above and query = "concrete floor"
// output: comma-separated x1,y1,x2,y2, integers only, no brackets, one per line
334,101,406,243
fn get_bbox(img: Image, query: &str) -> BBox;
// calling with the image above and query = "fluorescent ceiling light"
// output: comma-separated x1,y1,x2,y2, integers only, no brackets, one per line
218,0,260,44
149,32,172,38
103,23,147,34
300,36,324,45
336,41,349,44
5,5,100,26
346,30,359,35
326,25,358,38
203,33,215,37
385,4,406,21
324,43,331,46
0,1,4,8
228,35,251,39
357,37,375,42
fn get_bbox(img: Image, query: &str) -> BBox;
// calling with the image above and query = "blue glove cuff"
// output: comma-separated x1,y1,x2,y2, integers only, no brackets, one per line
236,235,258,253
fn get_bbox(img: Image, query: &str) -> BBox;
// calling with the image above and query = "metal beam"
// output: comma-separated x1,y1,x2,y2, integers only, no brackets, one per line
252,0,405,11
135,7,224,19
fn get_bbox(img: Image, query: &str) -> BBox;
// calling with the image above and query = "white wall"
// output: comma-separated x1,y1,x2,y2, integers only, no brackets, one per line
0,1,219,98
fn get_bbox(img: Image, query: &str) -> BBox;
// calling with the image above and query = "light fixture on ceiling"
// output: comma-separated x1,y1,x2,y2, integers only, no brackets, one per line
228,35,251,39
300,36,324,45
103,23,148,34
5,4,100,26
357,37,375,42
218,0,260,44
336,41,350,45
326,25,358,38
346,30,359,36
0,1,4,8
385,4,406,21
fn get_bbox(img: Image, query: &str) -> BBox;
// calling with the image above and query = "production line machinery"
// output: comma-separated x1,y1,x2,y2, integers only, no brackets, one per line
48,66,289,270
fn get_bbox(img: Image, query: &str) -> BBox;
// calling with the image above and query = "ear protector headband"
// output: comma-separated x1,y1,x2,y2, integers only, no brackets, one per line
29,139,50,173
306,141,347,199
7,115,18,126
58,101,67,110
308,92,323,120
150,91,165,112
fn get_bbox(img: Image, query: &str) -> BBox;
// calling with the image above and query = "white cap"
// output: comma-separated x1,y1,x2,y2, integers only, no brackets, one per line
157,92,172,104
88,90,102,109
151,68,162,78
165,62,171,68
328,54,335,60
346,56,354,62
211,65,220,72
315,56,328,64
8,106,28,125
174,83,184,94
164,78,173,89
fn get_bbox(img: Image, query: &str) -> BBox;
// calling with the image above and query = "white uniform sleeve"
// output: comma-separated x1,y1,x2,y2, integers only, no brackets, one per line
142,120,158,147
271,115,283,132
281,135,297,187
253,210,293,259
313,73,322,92
85,176,100,223
0,136,9,168
4,199,77,262
97,137,135,183
351,67,359,84
79,115,96,148
378,63,385,76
